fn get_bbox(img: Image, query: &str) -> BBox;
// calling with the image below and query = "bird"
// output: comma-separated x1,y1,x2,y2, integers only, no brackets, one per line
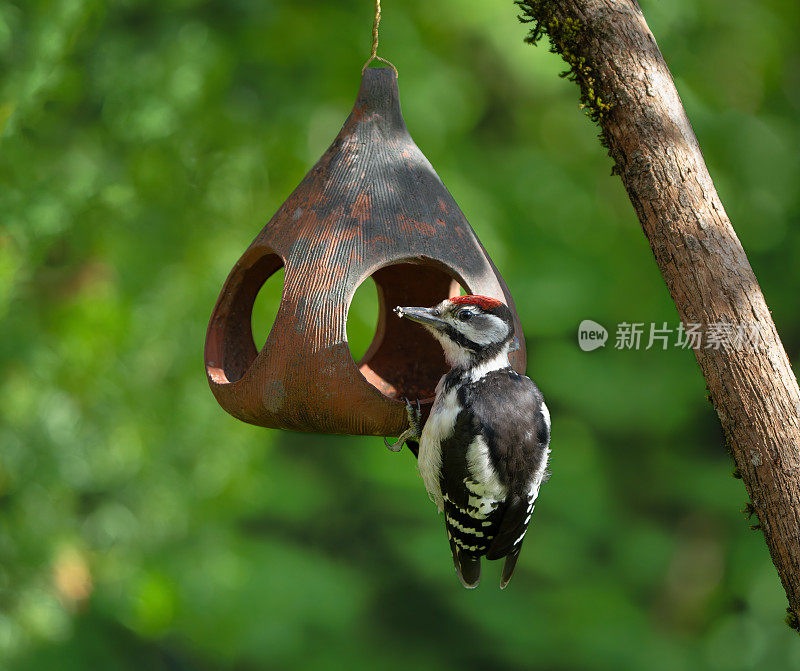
387,295,551,589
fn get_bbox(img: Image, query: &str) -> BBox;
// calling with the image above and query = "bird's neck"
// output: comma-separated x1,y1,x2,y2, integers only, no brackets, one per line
437,336,474,369
464,345,511,382
441,341,511,378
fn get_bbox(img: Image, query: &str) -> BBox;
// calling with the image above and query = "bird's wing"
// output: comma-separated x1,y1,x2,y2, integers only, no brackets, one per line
438,371,551,588
473,372,551,585
485,493,528,560
438,407,503,587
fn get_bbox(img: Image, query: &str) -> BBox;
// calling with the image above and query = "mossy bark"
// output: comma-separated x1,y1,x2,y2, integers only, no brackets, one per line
517,0,800,629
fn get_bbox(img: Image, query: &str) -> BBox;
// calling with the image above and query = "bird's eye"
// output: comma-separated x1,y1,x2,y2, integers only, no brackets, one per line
457,310,472,322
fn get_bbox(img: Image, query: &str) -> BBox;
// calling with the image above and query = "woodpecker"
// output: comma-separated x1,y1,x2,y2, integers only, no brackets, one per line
388,295,551,589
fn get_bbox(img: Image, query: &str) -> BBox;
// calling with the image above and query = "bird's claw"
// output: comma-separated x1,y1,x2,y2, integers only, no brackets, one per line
406,398,422,439
384,398,422,452
384,434,406,452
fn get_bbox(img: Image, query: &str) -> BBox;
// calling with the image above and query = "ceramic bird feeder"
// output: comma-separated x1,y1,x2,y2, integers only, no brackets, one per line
204,67,526,436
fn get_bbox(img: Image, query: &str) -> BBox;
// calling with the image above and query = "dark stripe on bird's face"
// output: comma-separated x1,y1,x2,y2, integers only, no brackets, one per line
440,323,513,364
441,323,482,352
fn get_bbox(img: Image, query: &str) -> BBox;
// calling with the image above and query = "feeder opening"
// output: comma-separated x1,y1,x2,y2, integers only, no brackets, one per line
346,277,380,363
251,265,286,351
205,250,284,385
351,261,468,403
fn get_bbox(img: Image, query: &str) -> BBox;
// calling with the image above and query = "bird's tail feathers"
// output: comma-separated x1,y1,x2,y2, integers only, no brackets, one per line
448,537,481,589
499,545,523,589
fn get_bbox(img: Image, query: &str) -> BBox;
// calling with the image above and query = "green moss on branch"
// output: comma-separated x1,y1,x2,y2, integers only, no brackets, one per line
786,607,800,633
515,0,612,123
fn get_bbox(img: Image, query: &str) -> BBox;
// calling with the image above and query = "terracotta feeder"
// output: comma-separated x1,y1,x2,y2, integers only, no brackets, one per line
204,67,526,436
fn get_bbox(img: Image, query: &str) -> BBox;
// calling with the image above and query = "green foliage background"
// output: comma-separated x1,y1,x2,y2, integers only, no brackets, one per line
2,0,799,668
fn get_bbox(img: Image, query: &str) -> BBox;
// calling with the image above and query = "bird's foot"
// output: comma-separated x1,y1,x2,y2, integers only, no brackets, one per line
384,428,414,452
406,397,422,439
384,398,422,452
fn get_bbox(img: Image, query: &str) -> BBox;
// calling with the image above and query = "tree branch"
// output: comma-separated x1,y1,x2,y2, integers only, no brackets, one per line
516,0,800,629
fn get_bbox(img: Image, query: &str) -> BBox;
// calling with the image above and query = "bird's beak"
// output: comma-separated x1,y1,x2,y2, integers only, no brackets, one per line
394,306,447,330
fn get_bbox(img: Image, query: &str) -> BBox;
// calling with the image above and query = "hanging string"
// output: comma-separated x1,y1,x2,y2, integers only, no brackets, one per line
361,0,398,77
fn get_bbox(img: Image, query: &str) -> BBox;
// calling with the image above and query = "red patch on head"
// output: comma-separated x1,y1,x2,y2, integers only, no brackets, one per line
450,295,504,310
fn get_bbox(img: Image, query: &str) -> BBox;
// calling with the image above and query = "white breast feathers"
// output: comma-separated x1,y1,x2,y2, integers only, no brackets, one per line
418,381,460,512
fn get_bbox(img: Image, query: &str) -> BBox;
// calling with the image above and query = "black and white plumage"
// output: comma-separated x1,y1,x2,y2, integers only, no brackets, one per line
393,295,551,589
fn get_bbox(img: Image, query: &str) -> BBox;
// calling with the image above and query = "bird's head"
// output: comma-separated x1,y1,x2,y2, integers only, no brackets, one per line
394,295,516,368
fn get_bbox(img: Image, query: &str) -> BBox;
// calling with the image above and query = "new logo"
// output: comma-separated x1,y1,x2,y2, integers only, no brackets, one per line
578,320,608,352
